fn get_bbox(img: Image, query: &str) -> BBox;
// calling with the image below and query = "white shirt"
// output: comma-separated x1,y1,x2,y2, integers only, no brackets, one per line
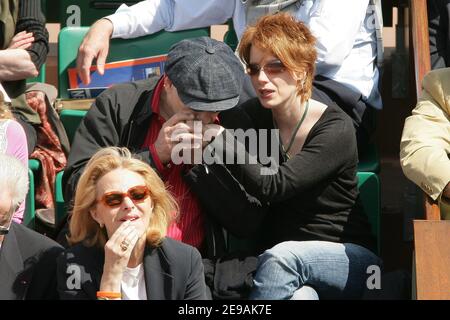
121,263,147,300
107,0,382,109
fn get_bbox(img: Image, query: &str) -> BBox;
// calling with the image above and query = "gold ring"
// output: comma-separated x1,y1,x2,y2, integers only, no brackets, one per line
120,240,129,252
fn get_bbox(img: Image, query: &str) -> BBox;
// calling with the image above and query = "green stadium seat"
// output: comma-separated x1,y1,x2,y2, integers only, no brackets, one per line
24,159,41,230
357,171,381,253
28,158,41,172
26,64,46,84
58,26,210,99
223,20,238,51
23,168,36,229
59,109,88,145
54,110,88,223
357,143,380,173
54,170,66,227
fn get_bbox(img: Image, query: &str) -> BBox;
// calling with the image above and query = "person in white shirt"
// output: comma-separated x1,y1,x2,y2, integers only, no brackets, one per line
76,0,383,153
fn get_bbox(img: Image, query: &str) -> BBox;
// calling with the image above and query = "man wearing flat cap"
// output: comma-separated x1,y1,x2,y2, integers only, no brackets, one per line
61,37,245,258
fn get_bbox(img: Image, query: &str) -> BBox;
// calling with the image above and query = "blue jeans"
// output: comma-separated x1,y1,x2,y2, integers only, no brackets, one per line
249,241,382,300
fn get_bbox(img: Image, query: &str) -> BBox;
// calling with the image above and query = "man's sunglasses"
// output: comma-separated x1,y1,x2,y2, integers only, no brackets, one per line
98,185,150,207
246,60,286,76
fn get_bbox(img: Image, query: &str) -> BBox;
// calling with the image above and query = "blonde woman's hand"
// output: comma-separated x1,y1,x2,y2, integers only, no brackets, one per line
99,221,140,292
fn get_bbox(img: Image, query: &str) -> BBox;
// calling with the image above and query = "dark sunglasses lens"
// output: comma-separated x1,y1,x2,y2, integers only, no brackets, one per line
104,193,124,206
129,186,148,201
265,61,285,73
246,64,260,76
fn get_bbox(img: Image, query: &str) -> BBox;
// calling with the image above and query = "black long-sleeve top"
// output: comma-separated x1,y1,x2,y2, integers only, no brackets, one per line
15,0,49,70
217,99,376,252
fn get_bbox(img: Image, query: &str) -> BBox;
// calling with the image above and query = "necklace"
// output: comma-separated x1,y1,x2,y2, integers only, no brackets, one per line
274,100,309,160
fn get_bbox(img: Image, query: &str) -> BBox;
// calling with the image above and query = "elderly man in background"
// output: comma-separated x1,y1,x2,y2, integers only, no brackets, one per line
0,154,63,299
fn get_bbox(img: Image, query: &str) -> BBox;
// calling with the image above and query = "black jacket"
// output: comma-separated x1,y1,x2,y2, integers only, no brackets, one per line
0,223,63,300
57,237,207,300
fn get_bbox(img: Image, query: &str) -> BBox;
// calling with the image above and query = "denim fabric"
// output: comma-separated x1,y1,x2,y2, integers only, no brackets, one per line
249,241,382,300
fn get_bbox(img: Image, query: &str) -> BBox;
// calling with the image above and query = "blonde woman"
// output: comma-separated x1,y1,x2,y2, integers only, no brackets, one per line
0,90,28,223
57,147,207,300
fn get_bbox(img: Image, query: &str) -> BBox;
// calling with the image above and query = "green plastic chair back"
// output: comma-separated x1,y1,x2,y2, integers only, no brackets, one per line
26,64,46,84
357,143,380,173
59,109,88,144
357,171,381,254
54,109,87,223
24,159,42,230
58,26,210,98
55,170,66,227
23,168,36,229
223,20,238,51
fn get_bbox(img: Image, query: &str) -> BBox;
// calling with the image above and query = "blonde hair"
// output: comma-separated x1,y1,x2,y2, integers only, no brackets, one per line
238,12,317,103
0,92,13,119
68,147,178,248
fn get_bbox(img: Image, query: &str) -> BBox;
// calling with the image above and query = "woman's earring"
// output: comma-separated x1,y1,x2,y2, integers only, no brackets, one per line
298,78,306,91
99,222,104,228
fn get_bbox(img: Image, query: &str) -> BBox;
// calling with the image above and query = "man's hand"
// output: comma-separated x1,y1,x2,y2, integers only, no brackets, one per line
8,31,34,50
154,112,195,165
76,19,114,85
202,124,225,145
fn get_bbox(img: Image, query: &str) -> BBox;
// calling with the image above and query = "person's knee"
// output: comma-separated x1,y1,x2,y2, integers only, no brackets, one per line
290,285,319,300
258,241,315,274
262,241,301,262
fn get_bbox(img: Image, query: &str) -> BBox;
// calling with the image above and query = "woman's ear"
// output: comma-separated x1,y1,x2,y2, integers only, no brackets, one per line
294,71,307,90
163,75,173,89
293,71,306,81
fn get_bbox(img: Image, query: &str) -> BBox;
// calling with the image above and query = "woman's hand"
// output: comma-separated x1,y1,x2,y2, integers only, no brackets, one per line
8,31,34,50
99,220,140,293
